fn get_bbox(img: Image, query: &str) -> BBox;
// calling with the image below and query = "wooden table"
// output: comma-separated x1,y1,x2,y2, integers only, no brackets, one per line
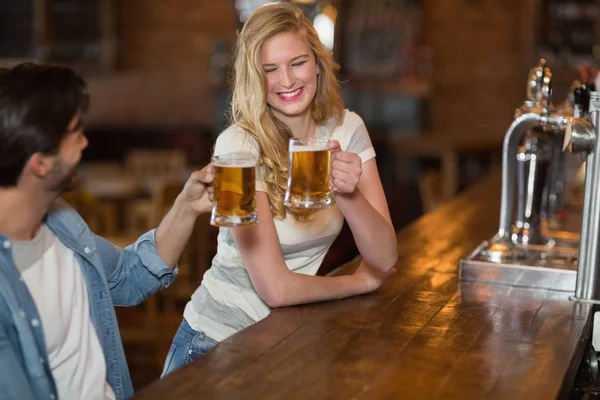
135,171,593,400
391,133,505,201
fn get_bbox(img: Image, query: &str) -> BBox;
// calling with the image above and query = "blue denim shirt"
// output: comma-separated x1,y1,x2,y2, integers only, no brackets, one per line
0,199,178,400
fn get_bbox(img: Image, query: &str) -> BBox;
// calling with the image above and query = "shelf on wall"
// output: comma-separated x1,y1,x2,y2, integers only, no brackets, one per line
341,78,431,98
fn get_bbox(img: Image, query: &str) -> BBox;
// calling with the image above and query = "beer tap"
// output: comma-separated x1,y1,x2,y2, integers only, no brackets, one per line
460,61,597,297
563,92,599,302
480,59,587,262
480,60,582,261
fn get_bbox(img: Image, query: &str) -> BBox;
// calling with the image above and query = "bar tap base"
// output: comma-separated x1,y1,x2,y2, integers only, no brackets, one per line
460,241,578,292
568,296,600,305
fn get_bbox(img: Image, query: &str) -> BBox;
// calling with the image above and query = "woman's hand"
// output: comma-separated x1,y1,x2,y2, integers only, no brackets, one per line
180,163,214,215
352,262,396,294
329,140,362,195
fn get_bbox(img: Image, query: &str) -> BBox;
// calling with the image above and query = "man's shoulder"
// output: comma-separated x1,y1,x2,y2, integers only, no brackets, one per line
48,196,75,214
46,197,90,237
48,197,84,222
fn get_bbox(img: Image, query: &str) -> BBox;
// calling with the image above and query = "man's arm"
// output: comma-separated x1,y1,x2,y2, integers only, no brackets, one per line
154,190,203,268
99,168,213,307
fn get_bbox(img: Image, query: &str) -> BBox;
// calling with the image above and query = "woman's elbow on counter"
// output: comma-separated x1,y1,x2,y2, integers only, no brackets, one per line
260,290,280,308
256,282,290,308
387,249,399,270
366,247,398,272
261,292,294,308
256,286,280,308
254,270,298,308
382,249,399,271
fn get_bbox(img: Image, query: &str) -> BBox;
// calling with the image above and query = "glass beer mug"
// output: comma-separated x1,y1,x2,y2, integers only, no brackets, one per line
284,137,333,210
210,152,258,227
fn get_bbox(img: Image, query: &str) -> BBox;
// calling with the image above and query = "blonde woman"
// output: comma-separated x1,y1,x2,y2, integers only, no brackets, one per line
162,1,398,376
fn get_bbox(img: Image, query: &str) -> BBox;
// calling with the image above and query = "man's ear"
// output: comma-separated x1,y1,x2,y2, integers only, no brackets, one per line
27,153,54,179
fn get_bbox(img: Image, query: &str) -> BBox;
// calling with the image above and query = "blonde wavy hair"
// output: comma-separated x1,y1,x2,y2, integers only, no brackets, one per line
230,1,344,220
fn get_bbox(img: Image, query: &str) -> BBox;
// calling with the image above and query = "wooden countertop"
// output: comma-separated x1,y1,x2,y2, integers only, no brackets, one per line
135,171,593,399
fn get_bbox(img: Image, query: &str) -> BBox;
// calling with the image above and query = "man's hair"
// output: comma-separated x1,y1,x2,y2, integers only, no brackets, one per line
0,63,89,187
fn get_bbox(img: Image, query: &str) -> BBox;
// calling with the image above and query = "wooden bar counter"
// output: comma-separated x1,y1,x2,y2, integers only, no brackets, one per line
135,171,594,399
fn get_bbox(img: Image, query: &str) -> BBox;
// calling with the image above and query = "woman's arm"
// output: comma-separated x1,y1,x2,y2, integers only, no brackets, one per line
231,193,384,308
331,151,398,271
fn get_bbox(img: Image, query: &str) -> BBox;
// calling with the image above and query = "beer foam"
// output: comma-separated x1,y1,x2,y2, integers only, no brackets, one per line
292,145,330,152
213,159,257,168
213,152,257,168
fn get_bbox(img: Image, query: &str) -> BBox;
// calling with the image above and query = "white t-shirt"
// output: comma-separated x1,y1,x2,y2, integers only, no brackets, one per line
13,225,115,400
184,110,376,341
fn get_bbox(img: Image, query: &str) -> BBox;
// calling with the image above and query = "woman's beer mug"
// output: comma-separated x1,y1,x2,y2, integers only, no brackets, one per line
284,137,333,210
211,152,258,227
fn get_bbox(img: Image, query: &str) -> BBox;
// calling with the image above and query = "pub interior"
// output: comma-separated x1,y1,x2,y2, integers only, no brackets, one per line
2,0,600,398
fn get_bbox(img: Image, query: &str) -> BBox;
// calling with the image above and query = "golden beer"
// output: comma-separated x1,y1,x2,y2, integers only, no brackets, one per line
211,153,258,227
284,138,333,209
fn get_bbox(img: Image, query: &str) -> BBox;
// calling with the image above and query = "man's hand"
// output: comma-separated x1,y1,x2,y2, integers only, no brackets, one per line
180,163,214,216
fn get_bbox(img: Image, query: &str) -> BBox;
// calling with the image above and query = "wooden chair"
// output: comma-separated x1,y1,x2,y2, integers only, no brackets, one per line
124,149,187,194
418,169,443,213
61,187,119,236
123,149,187,234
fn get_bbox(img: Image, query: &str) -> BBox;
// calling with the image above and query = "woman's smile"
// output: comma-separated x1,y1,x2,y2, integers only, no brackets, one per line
278,87,304,102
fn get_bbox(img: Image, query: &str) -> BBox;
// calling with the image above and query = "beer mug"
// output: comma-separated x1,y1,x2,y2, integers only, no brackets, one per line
284,137,333,210
210,152,258,227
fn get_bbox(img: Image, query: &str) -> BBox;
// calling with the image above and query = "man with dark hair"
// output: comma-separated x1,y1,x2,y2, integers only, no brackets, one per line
0,63,213,399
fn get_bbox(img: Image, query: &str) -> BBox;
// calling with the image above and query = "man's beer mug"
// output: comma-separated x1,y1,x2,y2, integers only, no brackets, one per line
211,152,258,227
284,137,333,210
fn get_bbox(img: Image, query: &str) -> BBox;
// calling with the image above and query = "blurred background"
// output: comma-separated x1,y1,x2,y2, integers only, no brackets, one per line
1,0,599,390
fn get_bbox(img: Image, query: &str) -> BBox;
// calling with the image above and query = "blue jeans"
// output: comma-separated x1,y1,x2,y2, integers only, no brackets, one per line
161,319,218,378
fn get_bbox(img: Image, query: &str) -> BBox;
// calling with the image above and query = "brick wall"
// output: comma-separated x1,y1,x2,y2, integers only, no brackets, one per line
84,0,541,137
85,0,238,127
421,0,536,137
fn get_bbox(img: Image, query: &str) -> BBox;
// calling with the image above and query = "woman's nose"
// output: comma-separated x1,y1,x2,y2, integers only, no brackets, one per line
279,68,295,88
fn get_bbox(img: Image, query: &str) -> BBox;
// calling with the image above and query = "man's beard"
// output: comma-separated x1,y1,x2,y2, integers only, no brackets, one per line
58,168,78,193
46,161,78,194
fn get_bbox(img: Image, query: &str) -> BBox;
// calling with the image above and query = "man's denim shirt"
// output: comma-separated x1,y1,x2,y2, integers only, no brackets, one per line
0,199,177,399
